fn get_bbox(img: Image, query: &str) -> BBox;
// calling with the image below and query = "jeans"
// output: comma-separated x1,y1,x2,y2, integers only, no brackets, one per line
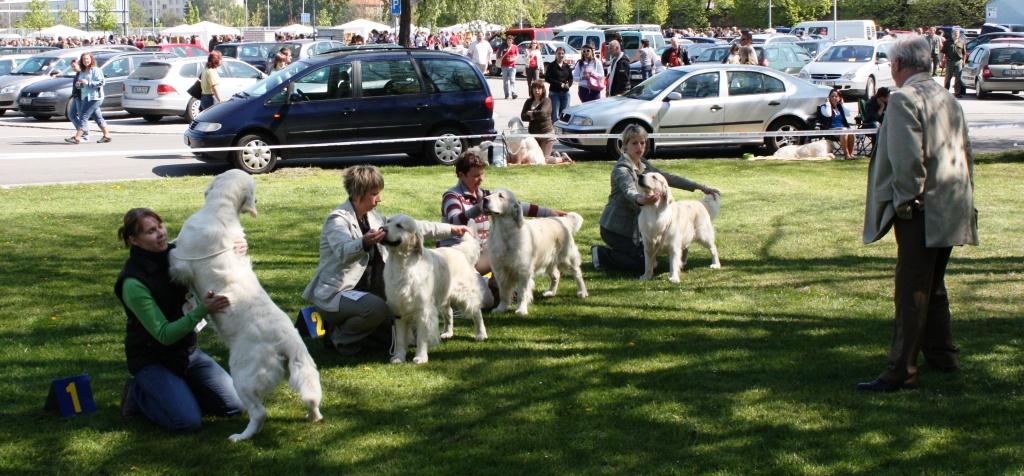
549,90,570,123
76,98,106,136
578,86,601,103
502,66,517,98
314,293,394,356
199,94,215,111
69,98,103,139
944,60,965,95
127,349,243,432
594,226,645,275
640,67,652,81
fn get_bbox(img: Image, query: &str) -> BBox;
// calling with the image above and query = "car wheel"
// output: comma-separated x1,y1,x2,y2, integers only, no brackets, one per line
975,79,987,99
142,114,162,123
425,127,466,165
607,121,654,158
233,133,278,174
765,118,803,153
864,76,876,99
32,115,51,121
184,98,201,123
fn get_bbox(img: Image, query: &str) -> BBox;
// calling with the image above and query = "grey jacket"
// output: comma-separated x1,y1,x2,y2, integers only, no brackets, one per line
302,200,454,310
863,73,978,247
599,155,700,243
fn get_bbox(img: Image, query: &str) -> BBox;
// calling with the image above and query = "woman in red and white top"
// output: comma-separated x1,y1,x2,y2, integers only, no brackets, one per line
439,150,565,274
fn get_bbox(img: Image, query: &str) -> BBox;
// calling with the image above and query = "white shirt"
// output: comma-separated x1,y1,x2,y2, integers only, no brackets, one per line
470,40,492,64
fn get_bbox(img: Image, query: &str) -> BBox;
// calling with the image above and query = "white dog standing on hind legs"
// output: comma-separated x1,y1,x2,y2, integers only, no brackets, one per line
637,172,721,283
168,170,322,442
481,188,588,315
382,214,487,365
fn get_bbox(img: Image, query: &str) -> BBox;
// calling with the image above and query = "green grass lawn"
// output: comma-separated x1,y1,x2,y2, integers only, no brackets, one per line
1,154,1022,475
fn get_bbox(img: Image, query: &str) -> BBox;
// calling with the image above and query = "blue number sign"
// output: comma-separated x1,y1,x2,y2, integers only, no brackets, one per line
391,0,400,15
298,306,327,338
44,374,97,417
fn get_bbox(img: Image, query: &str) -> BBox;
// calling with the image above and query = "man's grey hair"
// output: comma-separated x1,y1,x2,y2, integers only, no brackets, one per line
889,36,932,74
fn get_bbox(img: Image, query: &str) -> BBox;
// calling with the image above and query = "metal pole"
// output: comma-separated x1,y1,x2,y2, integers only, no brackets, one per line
636,0,639,24
768,0,771,29
266,0,270,27
832,0,837,40
244,0,247,28
151,0,155,29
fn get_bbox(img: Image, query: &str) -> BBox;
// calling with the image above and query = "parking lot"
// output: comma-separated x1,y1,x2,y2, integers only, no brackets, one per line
0,75,1021,187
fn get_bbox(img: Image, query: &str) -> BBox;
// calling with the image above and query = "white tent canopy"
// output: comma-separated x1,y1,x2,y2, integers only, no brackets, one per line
27,24,89,39
275,23,315,36
440,20,504,34
335,19,392,39
160,21,240,47
555,20,596,31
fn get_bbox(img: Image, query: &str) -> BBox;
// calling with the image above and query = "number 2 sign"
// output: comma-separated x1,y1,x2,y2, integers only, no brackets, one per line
298,306,327,338
44,374,97,417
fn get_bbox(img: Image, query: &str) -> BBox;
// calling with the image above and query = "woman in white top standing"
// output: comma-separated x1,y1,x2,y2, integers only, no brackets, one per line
525,41,543,83
632,39,657,81
572,44,604,103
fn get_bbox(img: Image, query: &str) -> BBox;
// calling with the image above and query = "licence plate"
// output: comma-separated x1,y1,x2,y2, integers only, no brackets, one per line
184,135,190,146
814,80,835,86
132,86,149,94
18,97,30,105
1005,69,1023,76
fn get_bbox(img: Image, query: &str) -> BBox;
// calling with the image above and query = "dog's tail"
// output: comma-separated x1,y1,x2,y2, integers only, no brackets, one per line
701,193,721,221
559,212,584,234
452,231,481,266
285,335,323,422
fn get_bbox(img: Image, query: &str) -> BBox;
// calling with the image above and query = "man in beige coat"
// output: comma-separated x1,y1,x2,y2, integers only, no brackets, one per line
859,36,978,392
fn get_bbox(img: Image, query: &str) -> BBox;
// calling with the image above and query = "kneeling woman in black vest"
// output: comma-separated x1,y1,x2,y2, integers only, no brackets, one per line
114,208,243,432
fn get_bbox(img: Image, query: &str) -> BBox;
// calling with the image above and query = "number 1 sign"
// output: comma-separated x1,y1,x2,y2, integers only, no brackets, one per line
44,374,97,417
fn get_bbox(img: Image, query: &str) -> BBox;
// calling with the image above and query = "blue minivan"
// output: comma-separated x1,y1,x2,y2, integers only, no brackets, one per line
185,47,495,173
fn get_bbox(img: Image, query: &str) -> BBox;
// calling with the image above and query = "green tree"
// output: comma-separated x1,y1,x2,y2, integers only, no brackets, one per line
128,0,150,27
90,0,120,31
667,0,709,28
524,0,548,27
249,4,266,27
315,8,332,27
59,1,79,26
185,1,201,23
160,9,182,26
16,0,55,30
905,0,985,29
838,0,908,29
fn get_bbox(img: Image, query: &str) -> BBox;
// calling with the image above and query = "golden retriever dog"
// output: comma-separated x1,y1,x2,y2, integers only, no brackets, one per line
382,214,487,365
481,189,588,315
168,170,322,442
637,172,721,283
504,117,547,165
751,140,835,161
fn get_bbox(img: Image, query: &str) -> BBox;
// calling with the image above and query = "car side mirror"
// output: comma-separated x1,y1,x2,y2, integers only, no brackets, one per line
664,91,682,101
877,57,889,64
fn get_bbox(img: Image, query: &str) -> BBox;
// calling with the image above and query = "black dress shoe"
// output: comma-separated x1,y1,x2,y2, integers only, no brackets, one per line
856,379,915,392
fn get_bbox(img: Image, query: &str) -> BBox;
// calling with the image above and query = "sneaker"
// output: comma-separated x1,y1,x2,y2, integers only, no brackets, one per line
120,378,138,419
590,244,602,270
512,93,518,99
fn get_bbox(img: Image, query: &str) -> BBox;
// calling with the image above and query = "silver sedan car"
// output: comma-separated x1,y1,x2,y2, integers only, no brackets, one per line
961,43,1024,99
556,64,831,156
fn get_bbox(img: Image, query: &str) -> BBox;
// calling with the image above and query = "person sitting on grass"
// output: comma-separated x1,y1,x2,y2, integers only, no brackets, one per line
591,125,719,274
114,208,243,432
520,80,574,165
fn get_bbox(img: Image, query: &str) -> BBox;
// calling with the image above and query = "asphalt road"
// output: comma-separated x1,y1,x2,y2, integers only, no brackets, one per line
1,77,1021,187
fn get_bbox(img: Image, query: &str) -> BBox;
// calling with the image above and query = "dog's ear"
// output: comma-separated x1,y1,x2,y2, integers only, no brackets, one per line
240,188,258,217
410,228,424,253
511,200,524,227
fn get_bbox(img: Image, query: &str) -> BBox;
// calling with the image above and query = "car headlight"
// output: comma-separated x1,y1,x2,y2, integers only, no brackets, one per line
0,86,15,94
798,70,809,79
842,70,859,80
37,91,56,98
193,122,222,132
569,116,593,127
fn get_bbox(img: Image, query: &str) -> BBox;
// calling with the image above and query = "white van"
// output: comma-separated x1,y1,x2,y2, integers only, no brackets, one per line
791,20,877,41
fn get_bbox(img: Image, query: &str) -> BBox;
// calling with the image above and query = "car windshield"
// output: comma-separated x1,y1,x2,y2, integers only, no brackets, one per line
242,60,311,97
624,69,685,100
130,63,171,80
818,45,874,62
13,56,57,75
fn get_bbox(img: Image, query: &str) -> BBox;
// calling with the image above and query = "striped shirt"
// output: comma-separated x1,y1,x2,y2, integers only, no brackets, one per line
439,181,554,247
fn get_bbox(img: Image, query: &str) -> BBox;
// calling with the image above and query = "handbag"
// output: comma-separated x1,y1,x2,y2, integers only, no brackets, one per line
187,80,202,100
529,55,538,69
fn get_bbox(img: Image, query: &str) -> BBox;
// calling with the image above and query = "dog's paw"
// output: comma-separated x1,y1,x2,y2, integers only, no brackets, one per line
577,290,588,299
514,307,529,316
542,290,556,298
413,355,429,365
475,331,488,341
228,433,248,443
668,275,681,284
709,263,721,269
440,330,454,340
307,409,324,422
639,274,652,281
494,304,509,313
390,356,405,364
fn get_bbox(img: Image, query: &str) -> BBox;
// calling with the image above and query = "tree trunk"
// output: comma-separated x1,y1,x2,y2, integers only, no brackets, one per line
399,0,411,47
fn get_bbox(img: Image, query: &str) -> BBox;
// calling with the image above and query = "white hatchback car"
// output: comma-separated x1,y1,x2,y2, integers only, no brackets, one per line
797,39,895,98
121,57,264,123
